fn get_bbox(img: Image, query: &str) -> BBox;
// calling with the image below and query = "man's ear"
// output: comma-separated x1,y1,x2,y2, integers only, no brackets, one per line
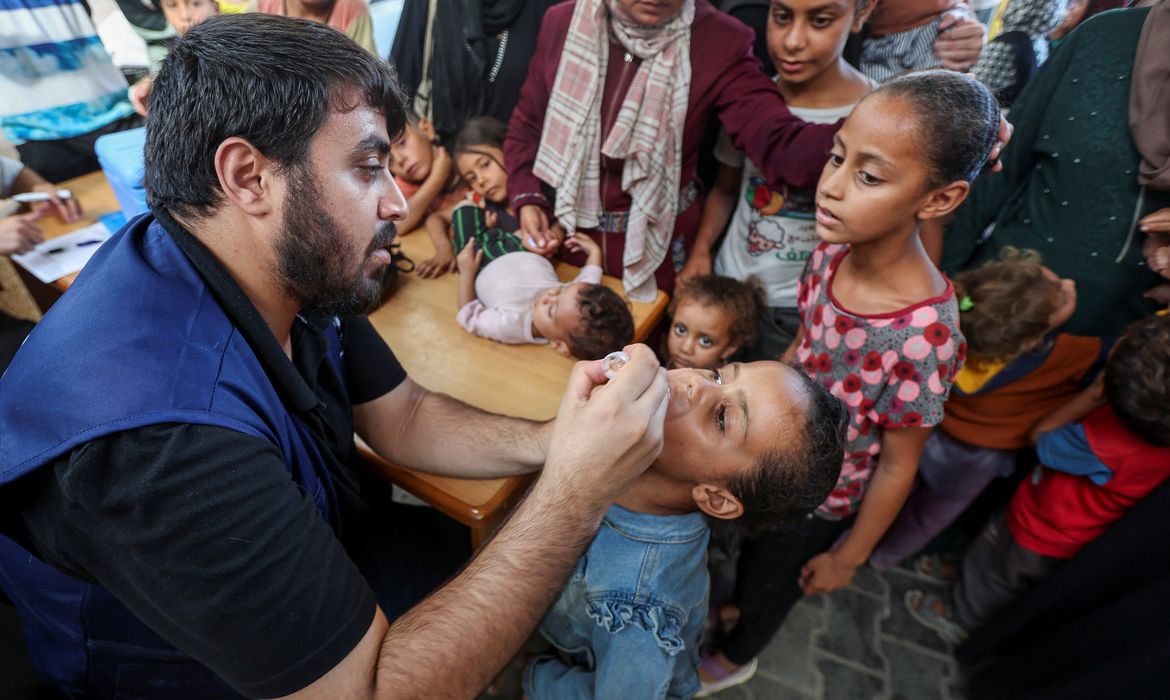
551,339,572,356
916,180,971,222
214,136,275,218
691,483,744,521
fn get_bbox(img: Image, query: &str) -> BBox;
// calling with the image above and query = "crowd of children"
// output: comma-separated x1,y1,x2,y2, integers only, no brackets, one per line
5,0,1169,698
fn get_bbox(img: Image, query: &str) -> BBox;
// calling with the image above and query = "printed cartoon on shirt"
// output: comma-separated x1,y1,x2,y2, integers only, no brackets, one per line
741,177,819,263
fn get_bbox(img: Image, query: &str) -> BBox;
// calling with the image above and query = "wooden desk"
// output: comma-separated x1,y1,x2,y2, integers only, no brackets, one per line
37,171,669,546
364,228,667,545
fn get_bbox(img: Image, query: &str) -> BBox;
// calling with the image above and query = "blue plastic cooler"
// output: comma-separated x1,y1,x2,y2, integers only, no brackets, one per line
95,127,148,218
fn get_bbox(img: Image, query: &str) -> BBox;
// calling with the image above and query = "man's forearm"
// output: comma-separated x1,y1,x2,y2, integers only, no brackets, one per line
361,381,549,478
376,475,605,697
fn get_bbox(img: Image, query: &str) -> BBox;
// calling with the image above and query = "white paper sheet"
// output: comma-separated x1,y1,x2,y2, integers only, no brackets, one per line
12,223,112,284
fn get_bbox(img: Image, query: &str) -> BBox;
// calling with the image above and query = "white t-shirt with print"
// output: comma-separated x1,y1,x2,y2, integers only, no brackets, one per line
713,99,859,308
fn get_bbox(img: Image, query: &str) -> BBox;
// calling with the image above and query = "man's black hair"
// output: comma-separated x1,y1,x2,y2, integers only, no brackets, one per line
725,367,847,536
144,14,407,219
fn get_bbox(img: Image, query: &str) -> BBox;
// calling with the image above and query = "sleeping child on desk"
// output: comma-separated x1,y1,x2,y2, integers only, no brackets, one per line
449,115,634,360
523,359,847,699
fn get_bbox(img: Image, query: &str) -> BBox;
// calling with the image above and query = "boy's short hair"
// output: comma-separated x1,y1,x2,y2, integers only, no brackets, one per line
402,103,422,129
670,274,765,350
566,285,635,360
726,368,847,535
1103,315,1170,447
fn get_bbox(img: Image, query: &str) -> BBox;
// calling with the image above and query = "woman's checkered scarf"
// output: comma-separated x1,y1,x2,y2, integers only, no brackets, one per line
533,0,694,301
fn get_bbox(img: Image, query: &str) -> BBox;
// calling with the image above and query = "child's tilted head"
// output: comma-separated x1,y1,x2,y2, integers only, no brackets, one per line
667,275,764,370
389,106,439,183
453,117,510,205
954,247,1077,365
657,362,847,534
815,71,999,245
531,282,634,360
1103,315,1170,447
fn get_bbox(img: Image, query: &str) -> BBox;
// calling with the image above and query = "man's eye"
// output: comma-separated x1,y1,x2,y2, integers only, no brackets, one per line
716,404,726,433
714,368,722,385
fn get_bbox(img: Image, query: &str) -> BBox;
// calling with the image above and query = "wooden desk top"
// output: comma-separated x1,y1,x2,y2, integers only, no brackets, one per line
41,171,123,289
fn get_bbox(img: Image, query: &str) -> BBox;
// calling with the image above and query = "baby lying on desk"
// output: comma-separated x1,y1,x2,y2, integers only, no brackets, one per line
524,359,847,699
453,199,634,360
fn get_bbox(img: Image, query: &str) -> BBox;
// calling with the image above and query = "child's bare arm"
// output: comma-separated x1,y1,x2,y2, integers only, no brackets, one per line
800,426,932,595
418,210,456,279
780,325,804,364
1029,375,1106,447
397,146,452,234
562,232,602,268
680,163,741,283
456,239,482,309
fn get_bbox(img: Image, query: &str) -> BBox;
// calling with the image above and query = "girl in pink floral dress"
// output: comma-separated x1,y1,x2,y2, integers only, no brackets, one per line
700,71,1000,694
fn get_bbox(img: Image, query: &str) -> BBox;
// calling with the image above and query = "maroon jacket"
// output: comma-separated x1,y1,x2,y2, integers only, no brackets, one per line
505,0,840,290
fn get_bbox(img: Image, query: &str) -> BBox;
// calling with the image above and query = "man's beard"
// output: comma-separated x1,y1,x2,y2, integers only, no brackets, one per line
273,167,397,316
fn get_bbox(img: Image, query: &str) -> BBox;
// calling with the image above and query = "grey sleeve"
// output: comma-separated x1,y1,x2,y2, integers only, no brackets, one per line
0,156,24,198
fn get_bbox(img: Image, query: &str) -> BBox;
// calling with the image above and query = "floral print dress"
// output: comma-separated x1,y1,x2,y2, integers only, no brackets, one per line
795,243,967,519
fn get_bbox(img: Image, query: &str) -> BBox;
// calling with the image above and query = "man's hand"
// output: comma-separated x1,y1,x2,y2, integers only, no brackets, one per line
799,550,858,595
129,76,153,117
933,9,985,71
519,204,561,256
417,252,456,278
0,212,44,255
677,250,712,285
29,183,82,222
456,238,482,276
543,344,669,510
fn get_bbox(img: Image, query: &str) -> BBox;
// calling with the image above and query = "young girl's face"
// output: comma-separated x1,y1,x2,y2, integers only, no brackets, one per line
766,0,868,87
667,300,738,370
389,122,436,183
1042,266,1077,329
655,362,807,483
456,146,509,204
815,95,943,245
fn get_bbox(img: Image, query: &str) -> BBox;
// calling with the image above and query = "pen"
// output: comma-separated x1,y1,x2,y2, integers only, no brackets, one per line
45,240,103,254
12,189,73,203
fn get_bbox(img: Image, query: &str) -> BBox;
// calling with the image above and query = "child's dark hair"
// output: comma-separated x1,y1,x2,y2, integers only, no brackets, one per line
452,116,508,157
725,366,847,536
670,275,765,351
869,70,1000,186
954,247,1064,366
1103,315,1170,447
566,284,635,360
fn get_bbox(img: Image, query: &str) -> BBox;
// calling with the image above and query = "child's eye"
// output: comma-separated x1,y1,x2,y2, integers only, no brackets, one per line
772,9,791,24
698,335,714,348
673,323,687,336
857,171,880,186
812,15,835,28
828,152,844,167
